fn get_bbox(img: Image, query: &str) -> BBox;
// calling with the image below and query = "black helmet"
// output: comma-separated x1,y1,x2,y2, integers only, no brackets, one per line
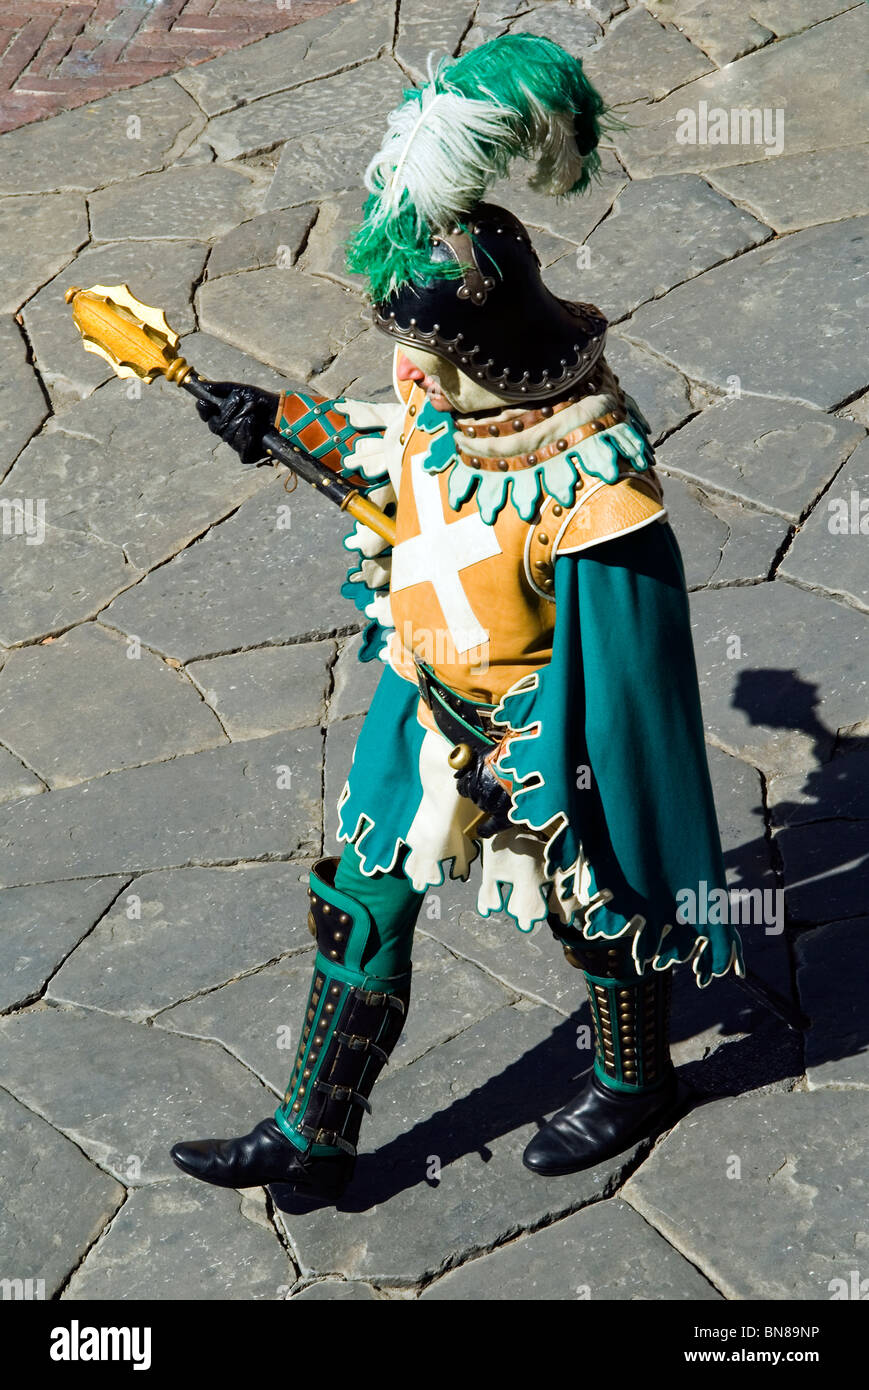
371,203,607,404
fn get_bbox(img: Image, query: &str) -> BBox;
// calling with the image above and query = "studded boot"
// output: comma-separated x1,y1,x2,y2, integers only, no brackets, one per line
171,857,411,1198
523,932,679,1176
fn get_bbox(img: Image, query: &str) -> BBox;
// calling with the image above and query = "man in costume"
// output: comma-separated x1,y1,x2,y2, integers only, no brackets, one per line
170,34,743,1201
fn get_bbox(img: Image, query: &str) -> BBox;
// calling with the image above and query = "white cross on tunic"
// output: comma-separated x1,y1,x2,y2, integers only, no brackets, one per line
390,459,502,655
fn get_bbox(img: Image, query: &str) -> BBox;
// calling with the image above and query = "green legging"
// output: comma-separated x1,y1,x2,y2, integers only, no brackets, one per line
333,840,637,982
330,840,670,1096
333,840,425,979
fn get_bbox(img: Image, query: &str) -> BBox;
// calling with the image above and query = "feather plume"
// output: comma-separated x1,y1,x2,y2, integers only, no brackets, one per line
347,34,609,301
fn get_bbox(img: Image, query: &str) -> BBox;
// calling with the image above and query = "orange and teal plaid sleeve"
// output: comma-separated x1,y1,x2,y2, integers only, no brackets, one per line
273,391,383,474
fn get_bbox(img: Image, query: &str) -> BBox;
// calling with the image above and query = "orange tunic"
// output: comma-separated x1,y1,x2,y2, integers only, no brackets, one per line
275,369,666,713
382,378,665,710
386,380,556,705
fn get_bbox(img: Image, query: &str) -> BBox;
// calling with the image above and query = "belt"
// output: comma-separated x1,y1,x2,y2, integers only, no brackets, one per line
414,659,496,757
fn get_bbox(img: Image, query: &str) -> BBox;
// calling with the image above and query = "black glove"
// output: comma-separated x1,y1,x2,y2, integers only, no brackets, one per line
454,748,513,839
196,382,281,466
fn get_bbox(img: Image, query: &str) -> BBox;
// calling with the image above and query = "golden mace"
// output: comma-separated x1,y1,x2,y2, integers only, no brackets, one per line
65,283,396,546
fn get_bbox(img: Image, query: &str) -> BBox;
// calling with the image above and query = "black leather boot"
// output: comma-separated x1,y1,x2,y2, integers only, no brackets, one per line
170,1118,354,1195
522,1070,679,1175
524,932,679,1175
171,857,411,1197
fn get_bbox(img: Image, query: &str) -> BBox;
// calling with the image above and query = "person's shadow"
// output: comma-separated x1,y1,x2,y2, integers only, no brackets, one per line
732,668,868,927
670,669,867,1106
272,670,867,1214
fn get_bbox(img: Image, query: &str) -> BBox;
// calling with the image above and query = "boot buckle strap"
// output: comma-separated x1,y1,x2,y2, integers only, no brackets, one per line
317,1081,372,1113
336,1031,389,1063
357,988,406,1016
300,1124,357,1157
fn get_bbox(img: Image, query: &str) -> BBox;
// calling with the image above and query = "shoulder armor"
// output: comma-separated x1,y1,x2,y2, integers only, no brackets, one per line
525,470,666,596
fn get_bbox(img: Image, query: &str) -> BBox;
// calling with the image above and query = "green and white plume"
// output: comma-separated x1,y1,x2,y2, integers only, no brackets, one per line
346,34,609,302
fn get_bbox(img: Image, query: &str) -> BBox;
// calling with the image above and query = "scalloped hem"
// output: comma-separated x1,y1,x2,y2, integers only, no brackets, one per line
580,894,746,988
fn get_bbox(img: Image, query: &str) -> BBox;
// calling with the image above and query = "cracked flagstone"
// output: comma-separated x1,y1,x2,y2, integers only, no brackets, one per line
328,636,385,723
461,2,551,51
581,6,715,104
265,112,400,211
707,746,778,908
0,1088,124,1299
101,478,356,663
775,823,867,925
777,437,869,610
767,745,869,927
63,1181,294,1301
509,2,602,54
615,8,868,177
46,863,315,1021
0,512,137,648
203,60,406,164
642,0,774,66
706,146,869,235
748,0,859,37
0,729,323,887
0,78,202,196
188,640,337,741
298,189,367,292
626,216,869,410
0,316,48,474
690,581,868,776
0,193,88,315
796,917,869,1090
176,331,292,393
420,873,591,1017
421,1197,722,1299
289,1280,379,1299
0,623,226,788
0,1004,279,1184
0,876,126,1013
623,1089,869,1299
544,172,770,323
89,165,263,244
198,265,368,381
22,239,209,404
662,473,791,588
491,151,628,247
605,335,693,443
396,0,491,80
176,0,396,118
207,206,318,280
1,377,268,576
0,745,44,807
656,397,865,519
767,747,869,830
309,326,397,403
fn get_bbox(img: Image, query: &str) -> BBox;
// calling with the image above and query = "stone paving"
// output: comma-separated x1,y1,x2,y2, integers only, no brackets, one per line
0,0,866,1302
0,1,349,135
